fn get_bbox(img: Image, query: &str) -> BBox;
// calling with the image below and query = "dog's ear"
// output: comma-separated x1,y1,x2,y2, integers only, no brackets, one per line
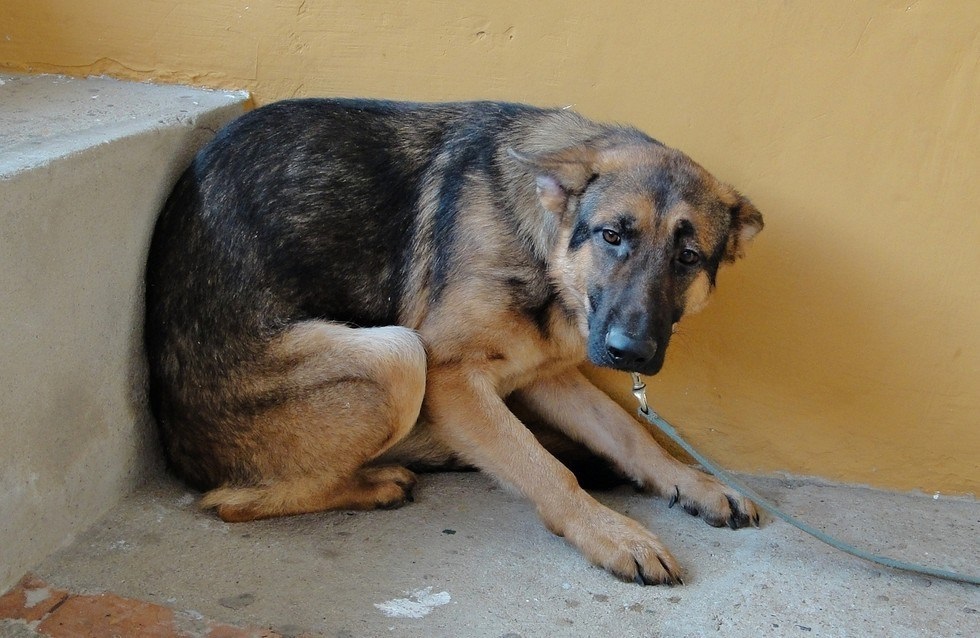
508,147,597,215
724,194,764,262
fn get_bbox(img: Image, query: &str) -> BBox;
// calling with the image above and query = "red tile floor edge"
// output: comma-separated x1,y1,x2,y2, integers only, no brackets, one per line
0,573,302,638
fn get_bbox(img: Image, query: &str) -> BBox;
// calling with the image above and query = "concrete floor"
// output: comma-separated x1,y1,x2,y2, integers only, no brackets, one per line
16,470,979,637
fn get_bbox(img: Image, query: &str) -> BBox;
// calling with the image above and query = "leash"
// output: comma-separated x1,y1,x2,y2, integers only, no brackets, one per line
629,373,980,586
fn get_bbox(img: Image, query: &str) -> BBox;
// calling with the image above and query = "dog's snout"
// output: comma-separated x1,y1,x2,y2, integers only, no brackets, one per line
605,327,657,368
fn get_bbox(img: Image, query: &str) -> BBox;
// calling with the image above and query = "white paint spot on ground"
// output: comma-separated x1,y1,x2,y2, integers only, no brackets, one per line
374,587,451,619
24,587,50,608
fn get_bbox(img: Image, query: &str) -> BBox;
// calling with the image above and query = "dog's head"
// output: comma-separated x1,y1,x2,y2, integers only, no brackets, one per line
511,135,763,375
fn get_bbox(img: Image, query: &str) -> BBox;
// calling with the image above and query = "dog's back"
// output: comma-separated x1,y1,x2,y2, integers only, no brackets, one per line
145,99,611,487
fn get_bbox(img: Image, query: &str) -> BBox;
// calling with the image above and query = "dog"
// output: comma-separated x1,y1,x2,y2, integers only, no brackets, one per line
145,99,764,585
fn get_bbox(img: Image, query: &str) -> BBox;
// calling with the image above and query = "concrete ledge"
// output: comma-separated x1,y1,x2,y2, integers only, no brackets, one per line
0,74,248,591
0,74,248,177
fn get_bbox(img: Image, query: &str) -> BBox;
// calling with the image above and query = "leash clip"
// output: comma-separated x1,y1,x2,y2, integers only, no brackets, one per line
630,372,649,415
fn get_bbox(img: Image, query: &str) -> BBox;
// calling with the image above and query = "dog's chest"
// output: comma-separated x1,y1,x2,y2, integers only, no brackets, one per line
489,305,586,396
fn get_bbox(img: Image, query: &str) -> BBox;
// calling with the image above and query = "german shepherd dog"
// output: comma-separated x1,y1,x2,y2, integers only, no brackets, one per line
145,99,763,585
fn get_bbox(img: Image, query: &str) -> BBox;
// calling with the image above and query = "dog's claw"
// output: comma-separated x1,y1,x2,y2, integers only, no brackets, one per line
657,557,679,586
628,558,680,586
633,560,647,586
725,494,749,529
666,484,758,531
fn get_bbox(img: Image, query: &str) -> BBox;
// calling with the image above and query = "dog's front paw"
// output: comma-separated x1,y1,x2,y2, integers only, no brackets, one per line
560,506,683,585
668,475,760,529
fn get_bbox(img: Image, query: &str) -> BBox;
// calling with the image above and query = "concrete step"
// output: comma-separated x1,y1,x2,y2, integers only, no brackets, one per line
0,73,248,591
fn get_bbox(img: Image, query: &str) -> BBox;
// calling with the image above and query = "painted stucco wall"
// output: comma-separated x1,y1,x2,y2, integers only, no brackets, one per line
2,1,977,493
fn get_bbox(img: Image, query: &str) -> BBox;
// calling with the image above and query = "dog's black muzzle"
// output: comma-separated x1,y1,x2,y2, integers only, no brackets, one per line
605,326,658,369
588,324,669,376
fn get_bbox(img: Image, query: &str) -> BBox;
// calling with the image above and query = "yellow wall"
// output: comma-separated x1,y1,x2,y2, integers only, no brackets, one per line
3,1,977,493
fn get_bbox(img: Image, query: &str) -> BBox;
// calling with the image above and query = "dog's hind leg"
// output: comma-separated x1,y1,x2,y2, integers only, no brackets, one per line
199,322,427,522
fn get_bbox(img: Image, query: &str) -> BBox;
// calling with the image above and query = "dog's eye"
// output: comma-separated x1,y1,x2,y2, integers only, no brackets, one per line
678,249,700,266
601,229,621,246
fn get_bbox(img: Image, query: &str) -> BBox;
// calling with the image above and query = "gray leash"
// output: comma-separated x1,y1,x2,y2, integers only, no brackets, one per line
629,373,980,586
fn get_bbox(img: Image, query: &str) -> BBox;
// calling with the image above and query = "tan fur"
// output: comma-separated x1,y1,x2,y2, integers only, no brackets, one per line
201,322,426,521
684,271,713,315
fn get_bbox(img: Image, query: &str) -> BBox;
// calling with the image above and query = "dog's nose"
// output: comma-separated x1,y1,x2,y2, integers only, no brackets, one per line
605,327,657,368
